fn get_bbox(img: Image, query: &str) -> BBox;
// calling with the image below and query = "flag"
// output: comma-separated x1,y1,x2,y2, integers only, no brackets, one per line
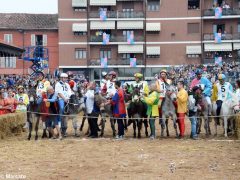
103,33,110,45
127,31,135,45
100,10,107,21
213,0,218,6
130,58,136,67
101,58,108,68
215,33,222,43
215,56,222,66
42,60,48,69
215,7,222,19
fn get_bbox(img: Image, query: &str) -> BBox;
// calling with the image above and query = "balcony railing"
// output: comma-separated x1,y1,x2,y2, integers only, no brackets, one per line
118,11,144,18
89,11,117,18
203,58,240,64
90,35,144,42
89,59,144,66
203,8,240,16
88,11,144,18
203,33,240,40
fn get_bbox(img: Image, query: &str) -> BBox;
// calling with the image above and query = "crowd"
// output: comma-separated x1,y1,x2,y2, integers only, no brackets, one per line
0,62,240,140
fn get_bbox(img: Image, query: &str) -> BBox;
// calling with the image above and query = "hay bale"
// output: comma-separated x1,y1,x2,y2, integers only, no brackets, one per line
236,114,240,139
0,113,26,140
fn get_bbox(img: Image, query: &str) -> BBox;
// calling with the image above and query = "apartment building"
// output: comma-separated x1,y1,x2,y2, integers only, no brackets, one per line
58,0,240,80
0,13,59,75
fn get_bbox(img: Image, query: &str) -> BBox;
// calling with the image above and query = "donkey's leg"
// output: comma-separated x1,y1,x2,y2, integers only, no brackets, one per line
100,111,106,137
110,118,116,137
137,119,142,138
173,115,179,137
143,119,149,137
166,118,169,137
35,116,40,140
214,117,218,136
133,120,137,138
124,118,128,131
80,115,86,131
197,117,202,134
204,116,210,137
27,113,32,140
160,115,166,137
224,117,228,137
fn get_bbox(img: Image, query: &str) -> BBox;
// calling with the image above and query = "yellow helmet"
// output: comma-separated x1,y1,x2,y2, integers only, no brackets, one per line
160,69,167,74
134,73,143,79
18,85,24,90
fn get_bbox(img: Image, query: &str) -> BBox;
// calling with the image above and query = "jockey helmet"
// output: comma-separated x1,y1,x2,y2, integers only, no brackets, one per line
67,71,74,77
102,71,108,77
60,73,68,78
195,69,203,75
192,86,200,92
160,69,167,74
69,80,75,89
134,73,143,79
218,74,226,80
17,85,24,90
108,71,117,76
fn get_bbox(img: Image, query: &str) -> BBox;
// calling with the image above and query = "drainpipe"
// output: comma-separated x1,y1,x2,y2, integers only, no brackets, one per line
144,0,147,78
201,0,204,64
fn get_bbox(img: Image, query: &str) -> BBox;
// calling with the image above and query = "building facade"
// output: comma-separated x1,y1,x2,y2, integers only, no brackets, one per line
58,0,240,80
0,13,59,75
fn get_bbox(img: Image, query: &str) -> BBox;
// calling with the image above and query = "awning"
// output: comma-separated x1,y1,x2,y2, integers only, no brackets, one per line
72,0,87,7
117,21,143,29
90,21,115,30
118,45,143,53
233,43,240,50
186,46,202,54
146,46,160,55
204,43,232,52
0,41,24,57
90,0,116,6
72,23,87,32
146,23,161,31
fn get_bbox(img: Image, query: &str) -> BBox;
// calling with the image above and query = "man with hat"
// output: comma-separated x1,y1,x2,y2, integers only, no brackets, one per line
106,71,117,98
100,71,108,96
132,72,149,97
15,85,29,112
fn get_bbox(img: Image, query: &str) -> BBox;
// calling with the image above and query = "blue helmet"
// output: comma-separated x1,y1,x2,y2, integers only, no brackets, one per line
195,69,203,75
218,74,226,80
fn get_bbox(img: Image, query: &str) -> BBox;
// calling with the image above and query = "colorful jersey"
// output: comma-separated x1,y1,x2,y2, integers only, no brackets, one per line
215,82,233,101
55,81,72,100
156,78,171,98
36,80,50,96
132,81,149,96
15,93,29,112
106,80,116,97
190,77,212,97
144,91,159,117
111,88,126,117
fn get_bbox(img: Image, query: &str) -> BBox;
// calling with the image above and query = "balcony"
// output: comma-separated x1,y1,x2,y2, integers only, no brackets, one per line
89,59,144,66
118,11,144,18
203,33,240,41
203,8,240,17
90,35,144,42
89,11,117,18
203,58,240,64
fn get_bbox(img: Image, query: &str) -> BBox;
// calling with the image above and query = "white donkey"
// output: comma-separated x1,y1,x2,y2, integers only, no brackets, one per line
212,91,239,137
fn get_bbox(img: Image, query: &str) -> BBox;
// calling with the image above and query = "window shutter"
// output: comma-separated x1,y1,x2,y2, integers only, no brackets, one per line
9,34,13,44
12,57,16,68
213,25,217,33
43,34,47,46
31,34,36,46
0,57,5,68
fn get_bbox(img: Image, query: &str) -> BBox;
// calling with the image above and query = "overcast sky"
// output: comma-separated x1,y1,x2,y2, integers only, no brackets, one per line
0,0,58,14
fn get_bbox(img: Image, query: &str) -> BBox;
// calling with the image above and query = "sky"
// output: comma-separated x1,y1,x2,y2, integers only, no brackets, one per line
0,0,58,14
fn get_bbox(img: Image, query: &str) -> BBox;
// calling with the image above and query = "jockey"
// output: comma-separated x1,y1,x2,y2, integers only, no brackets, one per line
213,74,233,125
132,73,149,96
106,71,117,99
55,73,72,137
156,69,172,108
100,71,108,96
36,73,50,99
190,69,212,115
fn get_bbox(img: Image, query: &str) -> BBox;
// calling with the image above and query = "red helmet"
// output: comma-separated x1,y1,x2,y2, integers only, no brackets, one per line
69,80,75,89
108,71,117,76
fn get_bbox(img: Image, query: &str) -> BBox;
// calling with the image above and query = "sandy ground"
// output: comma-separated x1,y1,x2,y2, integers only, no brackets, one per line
0,116,239,180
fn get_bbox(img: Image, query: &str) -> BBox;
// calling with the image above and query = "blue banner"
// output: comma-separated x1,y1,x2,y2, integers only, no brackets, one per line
101,58,108,68
130,58,136,67
127,31,135,45
215,7,222,19
102,33,110,45
215,33,222,43
215,56,222,66
100,10,107,21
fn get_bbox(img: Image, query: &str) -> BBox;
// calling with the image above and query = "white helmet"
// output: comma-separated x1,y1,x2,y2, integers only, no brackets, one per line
102,71,108,77
60,73,68,78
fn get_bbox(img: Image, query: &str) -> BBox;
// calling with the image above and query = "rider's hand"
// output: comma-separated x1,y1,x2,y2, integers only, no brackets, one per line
64,98,68,103
43,99,48,102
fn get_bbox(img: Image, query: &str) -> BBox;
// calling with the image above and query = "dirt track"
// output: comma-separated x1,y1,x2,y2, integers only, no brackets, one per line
0,118,239,180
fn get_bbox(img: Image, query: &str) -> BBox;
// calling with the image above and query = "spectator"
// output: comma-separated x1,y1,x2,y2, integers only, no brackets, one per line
4,88,17,113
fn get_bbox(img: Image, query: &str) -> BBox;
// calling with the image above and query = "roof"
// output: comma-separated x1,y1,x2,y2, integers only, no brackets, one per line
0,39,24,57
0,13,58,30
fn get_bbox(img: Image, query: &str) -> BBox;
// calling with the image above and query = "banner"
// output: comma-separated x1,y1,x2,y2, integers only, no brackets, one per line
215,7,222,19
130,58,136,67
41,60,48,69
215,56,222,66
213,0,218,6
100,10,107,21
103,32,110,45
127,31,135,45
101,57,108,68
215,33,222,43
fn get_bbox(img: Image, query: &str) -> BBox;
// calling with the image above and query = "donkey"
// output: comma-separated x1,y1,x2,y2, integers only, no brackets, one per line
127,84,148,138
160,85,178,137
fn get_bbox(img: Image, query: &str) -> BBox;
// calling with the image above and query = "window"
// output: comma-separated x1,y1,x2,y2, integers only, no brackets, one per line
74,32,87,36
74,7,86,11
31,34,47,46
188,0,200,10
187,54,200,58
75,49,87,59
0,57,16,68
147,55,160,58
123,30,134,41
4,34,13,44
187,23,200,34
100,49,111,59
147,0,160,11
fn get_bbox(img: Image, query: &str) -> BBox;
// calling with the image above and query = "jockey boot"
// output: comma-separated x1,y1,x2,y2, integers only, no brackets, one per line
42,129,48,139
